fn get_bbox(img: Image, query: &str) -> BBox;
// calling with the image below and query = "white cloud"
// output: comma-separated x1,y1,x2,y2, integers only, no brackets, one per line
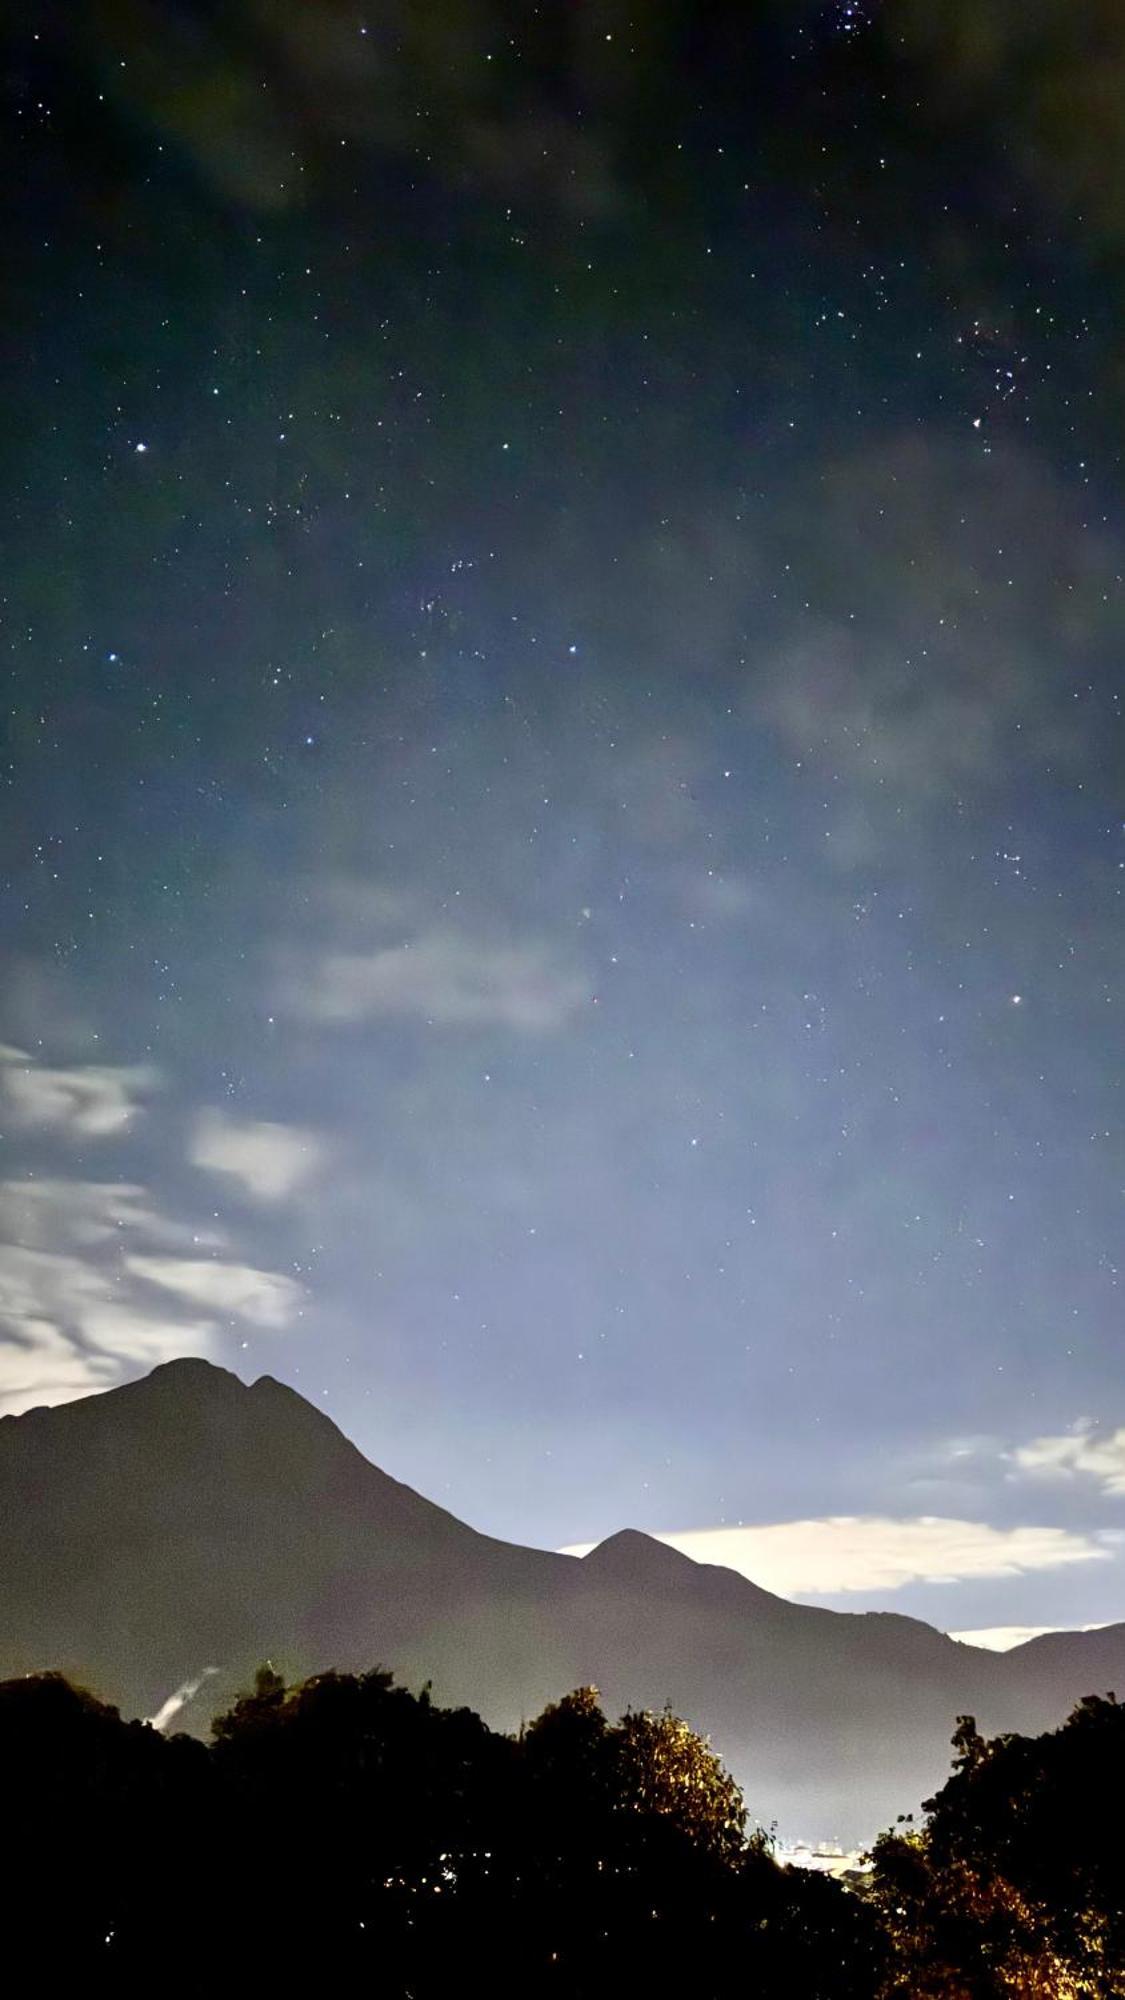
281,928,591,1031
0,1177,225,1253
0,1174,302,1414
0,1046,156,1137
561,1515,1109,1595
0,1246,118,1329
0,1246,218,1416
1013,1424,1125,1496
190,1109,324,1202
125,1254,301,1327
949,1623,1113,1652
0,1318,121,1415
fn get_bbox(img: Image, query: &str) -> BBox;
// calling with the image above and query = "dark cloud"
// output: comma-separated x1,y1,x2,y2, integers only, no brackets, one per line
893,0,1125,252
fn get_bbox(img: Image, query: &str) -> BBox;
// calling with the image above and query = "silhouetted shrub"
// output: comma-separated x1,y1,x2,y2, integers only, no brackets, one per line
869,1694,1125,1996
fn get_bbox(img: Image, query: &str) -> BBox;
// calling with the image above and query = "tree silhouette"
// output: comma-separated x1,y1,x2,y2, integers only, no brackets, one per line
0,1672,209,1990
207,1663,516,1988
17,1659,1112,1997
612,1702,747,1859
870,1694,1125,1996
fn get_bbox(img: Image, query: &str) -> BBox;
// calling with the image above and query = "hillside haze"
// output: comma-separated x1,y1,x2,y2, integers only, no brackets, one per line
2,1358,1121,1842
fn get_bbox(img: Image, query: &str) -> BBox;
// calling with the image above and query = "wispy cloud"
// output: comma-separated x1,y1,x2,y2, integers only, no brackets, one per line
562,1515,1109,1595
0,1045,157,1137
0,1246,218,1415
125,1255,302,1328
0,1172,302,1416
0,1177,223,1254
190,1109,325,1202
280,926,591,1031
754,435,1114,811
0,1317,120,1413
1013,1424,1125,1497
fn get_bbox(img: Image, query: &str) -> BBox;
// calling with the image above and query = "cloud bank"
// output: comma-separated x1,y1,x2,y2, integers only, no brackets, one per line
563,1515,1109,1595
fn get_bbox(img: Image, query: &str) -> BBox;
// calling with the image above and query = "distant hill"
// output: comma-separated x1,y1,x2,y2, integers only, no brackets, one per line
1,1357,1120,1842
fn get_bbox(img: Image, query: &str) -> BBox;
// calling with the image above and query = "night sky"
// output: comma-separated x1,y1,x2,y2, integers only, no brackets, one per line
2,1,1121,1647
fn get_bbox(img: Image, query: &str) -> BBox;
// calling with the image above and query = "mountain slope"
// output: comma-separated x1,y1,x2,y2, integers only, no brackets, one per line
1,1358,1121,1841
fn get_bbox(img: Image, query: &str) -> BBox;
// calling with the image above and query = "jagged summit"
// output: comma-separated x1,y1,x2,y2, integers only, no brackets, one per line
13,1355,315,1414
0,1353,244,1429
21,1355,374,1461
144,1356,299,1396
133,1357,311,1408
135,1358,348,1427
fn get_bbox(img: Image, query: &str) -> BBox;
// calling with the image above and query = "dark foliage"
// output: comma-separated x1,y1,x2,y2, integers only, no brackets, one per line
869,1694,1125,1995
19,1666,1125,1996
0,1663,884,1997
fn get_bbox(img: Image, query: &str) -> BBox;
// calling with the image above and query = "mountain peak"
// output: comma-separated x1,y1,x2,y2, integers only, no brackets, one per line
582,1528,700,1578
141,1355,244,1393
579,1527,795,1614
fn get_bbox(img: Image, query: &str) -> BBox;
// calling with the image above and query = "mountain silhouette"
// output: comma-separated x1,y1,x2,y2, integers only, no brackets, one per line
2,1357,1120,1841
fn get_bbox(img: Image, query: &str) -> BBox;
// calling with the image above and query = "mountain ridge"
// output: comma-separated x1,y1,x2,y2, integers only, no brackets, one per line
2,1356,1120,1842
